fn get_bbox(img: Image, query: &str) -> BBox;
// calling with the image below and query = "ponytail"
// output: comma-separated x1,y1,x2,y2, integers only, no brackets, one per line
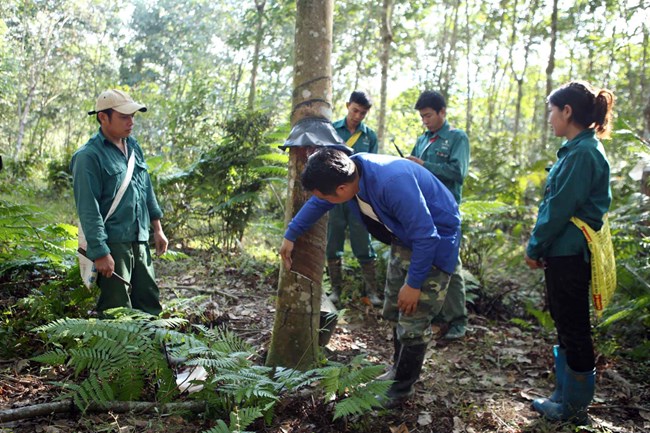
593,89,615,139
548,81,615,138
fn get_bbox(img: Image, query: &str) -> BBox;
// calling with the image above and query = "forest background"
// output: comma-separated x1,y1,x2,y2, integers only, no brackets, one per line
0,0,649,431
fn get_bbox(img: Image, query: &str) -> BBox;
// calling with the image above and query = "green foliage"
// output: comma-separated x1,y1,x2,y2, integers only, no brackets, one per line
523,301,555,331
157,111,288,250
0,200,77,276
317,355,390,420
45,156,73,194
202,406,263,433
33,310,186,409
32,312,389,426
459,199,531,286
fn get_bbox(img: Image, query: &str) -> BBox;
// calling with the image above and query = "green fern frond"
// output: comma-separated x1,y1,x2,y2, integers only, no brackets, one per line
65,373,115,411
340,364,386,391
272,367,322,391
202,419,231,433
159,329,206,350
67,347,123,377
188,357,244,371
31,349,68,365
196,325,253,353
333,380,391,420
228,406,263,432
150,317,189,329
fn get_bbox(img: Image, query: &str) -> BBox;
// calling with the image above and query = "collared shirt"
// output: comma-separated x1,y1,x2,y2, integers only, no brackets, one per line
411,120,469,203
332,118,378,154
526,128,611,261
71,128,163,260
285,153,461,288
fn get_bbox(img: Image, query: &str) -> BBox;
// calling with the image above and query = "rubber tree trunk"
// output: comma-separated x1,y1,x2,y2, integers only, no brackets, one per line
266,0,334,371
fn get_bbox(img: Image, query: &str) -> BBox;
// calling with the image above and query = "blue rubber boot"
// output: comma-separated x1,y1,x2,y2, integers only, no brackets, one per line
533,345,566,412
533,365,595,424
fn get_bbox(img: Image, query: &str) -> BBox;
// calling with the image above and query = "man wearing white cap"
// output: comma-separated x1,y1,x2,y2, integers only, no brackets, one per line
71,89,168,316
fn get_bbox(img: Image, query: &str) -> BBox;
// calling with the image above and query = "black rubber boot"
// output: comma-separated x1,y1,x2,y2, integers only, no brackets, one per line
377,328,401,381
361,261,382,307
327,258,343,306
381,343,428,408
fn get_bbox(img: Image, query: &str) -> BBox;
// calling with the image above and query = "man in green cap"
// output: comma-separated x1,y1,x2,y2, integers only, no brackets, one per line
328,90,381,307
71,89,168,316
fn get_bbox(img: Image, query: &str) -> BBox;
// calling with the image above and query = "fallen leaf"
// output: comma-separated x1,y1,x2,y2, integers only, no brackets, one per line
389,423,410,433
417,411,433,426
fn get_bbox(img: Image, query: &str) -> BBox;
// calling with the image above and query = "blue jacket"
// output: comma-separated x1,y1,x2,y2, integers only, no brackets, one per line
285,153,461,288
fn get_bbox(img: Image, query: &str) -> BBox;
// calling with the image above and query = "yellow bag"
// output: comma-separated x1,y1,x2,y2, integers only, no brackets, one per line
570,215,617,317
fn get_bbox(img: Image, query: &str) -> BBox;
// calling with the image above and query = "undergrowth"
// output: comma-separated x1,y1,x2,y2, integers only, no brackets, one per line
32,310,390,432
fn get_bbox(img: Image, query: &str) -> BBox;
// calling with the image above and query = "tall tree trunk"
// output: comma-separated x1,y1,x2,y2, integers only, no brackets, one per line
464,0,473,135
376,0,394,152
644,94,650,142
440,0,461,98
266,0,333,371
486,2,507,129
542,0,558,150
247,0,266,111
508,0,539,164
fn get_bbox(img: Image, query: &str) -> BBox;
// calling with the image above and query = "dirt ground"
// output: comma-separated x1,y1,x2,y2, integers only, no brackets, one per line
1,255,648,433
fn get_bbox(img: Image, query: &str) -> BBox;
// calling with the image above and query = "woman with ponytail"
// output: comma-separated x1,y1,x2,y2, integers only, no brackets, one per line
524,81,615,424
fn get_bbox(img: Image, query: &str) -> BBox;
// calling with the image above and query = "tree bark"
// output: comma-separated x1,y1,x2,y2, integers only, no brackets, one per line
0,400,206,423
247,0,266,111
266,0,333,371
464,0,472,135
542,0,559,150
376,0,394,152
508,0,540,164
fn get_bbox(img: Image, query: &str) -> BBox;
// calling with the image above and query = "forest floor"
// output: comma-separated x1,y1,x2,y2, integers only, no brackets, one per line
1,252,649,433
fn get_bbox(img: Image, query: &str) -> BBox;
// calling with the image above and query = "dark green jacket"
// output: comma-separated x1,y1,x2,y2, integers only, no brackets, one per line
332,118,378,154
71,129,163,260
526,128,611,261
411,120,469,203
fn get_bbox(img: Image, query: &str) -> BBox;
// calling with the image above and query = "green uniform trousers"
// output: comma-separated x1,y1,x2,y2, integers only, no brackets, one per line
96,242,162,316
326,202,376,263
382,244,451,346
434,258,467,327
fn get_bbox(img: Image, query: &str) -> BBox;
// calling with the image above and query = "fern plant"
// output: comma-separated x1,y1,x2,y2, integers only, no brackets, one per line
32,312,392,430
317,354,391,420
32,309,193,410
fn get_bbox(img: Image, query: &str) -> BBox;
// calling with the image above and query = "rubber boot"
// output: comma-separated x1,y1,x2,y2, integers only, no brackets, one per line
360,261,382,307
533,345,566,412
533,365,595,424
377,328,400,381
444,323,467,340
381,343,428,408
327,258,343,306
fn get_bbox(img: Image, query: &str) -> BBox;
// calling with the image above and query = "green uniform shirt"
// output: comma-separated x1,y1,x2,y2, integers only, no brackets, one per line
71,129,163,260
411,120,469,203
526,128,611,261
332,118,378,154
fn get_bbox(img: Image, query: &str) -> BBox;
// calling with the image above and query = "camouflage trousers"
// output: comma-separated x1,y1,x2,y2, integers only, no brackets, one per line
382,243,451,346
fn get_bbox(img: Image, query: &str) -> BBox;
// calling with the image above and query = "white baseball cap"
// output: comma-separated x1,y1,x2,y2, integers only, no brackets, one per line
87,89,147,115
